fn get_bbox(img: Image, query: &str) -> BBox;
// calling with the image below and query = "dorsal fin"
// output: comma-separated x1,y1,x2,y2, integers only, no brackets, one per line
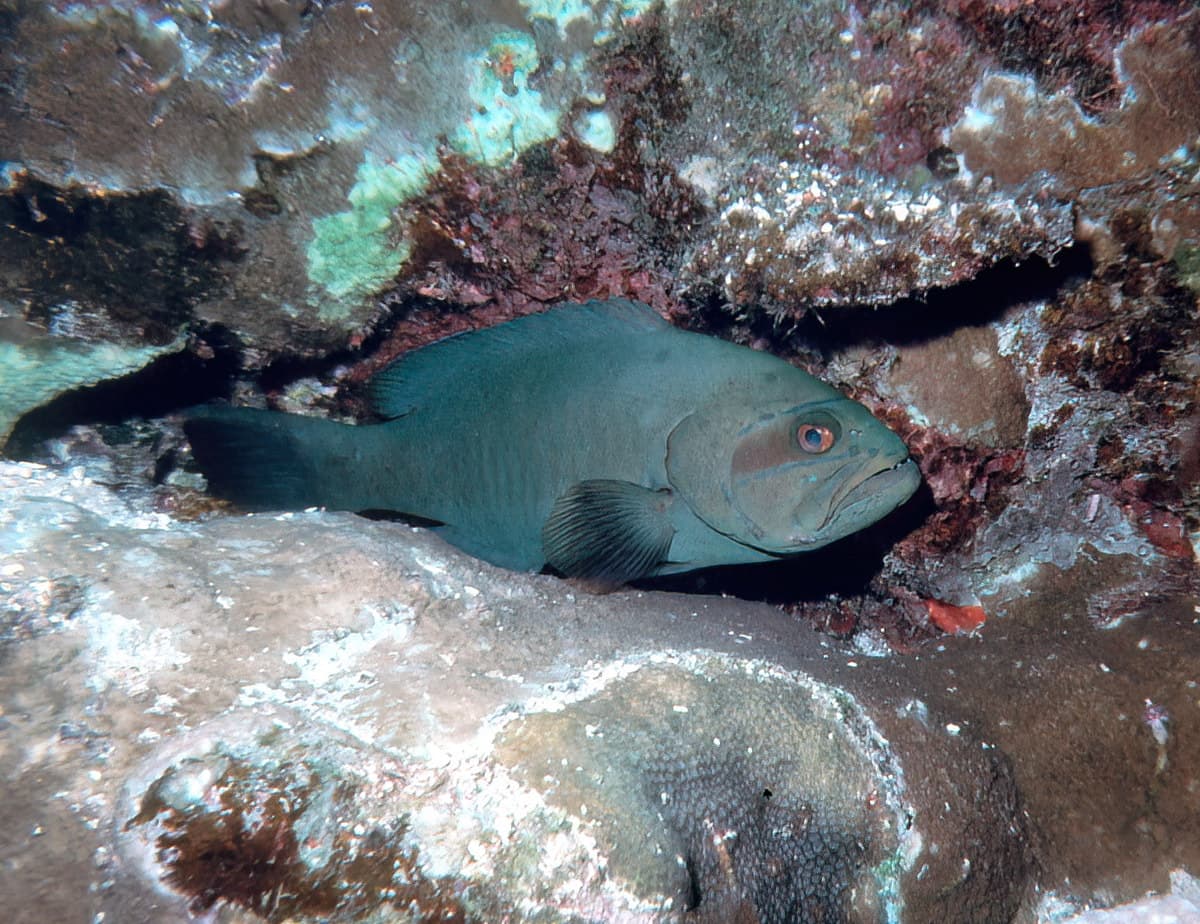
368,299,670,419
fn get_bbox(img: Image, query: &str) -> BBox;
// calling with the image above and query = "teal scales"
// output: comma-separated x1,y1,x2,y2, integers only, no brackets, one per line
185,300,920,584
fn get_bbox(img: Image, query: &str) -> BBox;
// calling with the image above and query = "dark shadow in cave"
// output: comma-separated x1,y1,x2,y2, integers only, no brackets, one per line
5,247,1088,605
3,312,402,459
642,481,936,604
800,244,1093,352
256,350,356,397
3,325,242,460
690,244,1095,359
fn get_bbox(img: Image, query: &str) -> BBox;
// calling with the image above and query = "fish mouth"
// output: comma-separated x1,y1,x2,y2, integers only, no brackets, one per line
822,457,921,529
790,456,920,542
767,456,920,552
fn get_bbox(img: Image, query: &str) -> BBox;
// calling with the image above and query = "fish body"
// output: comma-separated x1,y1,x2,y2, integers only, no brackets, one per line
186,300,920,583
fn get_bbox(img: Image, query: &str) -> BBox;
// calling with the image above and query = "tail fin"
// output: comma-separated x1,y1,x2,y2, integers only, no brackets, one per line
184,406,369,512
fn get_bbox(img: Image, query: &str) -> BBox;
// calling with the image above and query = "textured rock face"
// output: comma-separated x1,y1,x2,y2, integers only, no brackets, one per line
496,663,907,921
4,2,1200,921
0,462,998,922
3,460,1198,922
6,3,1196,378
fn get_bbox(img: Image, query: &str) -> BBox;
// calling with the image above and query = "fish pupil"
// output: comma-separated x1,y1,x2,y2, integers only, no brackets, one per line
798,424,834,453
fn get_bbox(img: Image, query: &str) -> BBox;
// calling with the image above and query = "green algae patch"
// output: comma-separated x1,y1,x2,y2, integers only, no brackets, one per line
306,151,434,315
308,208,410,306
450,31,561,168
521,0,670,38
1173,242,1200,298
574,108,616,153
307,30,563,313
304,22,632,314
519,0,594,36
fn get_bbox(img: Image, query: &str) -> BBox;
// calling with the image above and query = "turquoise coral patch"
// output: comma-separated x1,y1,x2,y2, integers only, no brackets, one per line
450,31,561,168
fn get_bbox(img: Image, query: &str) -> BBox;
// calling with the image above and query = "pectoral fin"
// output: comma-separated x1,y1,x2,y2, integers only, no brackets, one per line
542,480,676,584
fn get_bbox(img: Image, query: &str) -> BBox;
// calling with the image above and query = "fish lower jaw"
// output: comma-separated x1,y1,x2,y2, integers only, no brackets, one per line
785,457,921,548
834,457,920,513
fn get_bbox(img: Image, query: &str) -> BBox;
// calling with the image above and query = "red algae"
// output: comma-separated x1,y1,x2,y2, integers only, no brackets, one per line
924,598,988,635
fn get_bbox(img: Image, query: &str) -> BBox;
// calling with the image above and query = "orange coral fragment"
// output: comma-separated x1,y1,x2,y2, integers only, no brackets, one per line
925,599,987,635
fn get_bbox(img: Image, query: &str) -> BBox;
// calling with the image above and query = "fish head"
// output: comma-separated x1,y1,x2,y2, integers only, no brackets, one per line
666,393,921,556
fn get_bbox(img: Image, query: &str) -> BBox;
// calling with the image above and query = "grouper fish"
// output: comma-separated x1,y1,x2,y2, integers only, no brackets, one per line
185,299,920,584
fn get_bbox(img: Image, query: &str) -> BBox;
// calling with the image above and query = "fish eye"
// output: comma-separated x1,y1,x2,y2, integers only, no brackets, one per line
797,423,836,454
